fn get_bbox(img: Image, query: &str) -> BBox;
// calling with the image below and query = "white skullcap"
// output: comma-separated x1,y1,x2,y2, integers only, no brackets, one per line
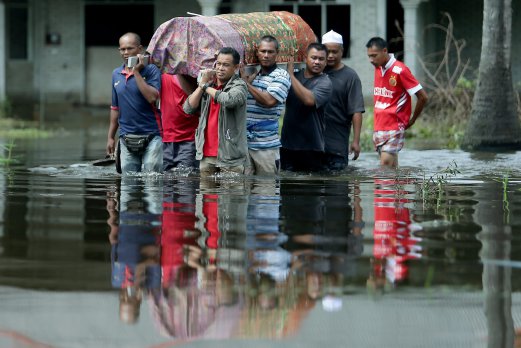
322,30,343,45
322,295,343,312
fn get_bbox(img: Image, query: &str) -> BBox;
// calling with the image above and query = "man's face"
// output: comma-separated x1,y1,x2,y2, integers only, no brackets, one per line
324,43,343,68
306,48,327,75
215,53,238,83
367,45,388,68
256,41,278,68
118,36,142,62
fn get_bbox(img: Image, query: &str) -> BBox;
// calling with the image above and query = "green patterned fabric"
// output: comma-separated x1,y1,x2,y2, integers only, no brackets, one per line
218,12,298,64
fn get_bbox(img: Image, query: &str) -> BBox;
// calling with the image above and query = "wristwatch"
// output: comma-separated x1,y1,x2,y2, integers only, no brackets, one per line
200,82,209,92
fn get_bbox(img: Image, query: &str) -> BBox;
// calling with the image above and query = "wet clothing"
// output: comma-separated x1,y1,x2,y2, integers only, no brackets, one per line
280,148,325,172
323,65,365,164
111,63,162,173
373,129,405,154
162,141,198,170
246,148,280,175
372,54,422,131
160,74,198,171
246,65,291,150
203,85,223,157
160,74,198,142
111,64,162,137
120,135,163,173
183,74,248,169
281,70,332,152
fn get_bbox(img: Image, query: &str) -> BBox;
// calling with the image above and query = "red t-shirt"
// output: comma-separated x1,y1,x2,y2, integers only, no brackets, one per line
203,85,223,157
160,74,199,142
203,194,220,249
160,201,197,287
373,55,422,131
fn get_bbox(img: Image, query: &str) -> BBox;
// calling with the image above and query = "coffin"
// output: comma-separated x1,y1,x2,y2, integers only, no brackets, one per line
147,11,316,77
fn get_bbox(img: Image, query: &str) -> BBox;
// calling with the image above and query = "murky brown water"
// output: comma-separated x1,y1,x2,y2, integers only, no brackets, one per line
1,110,521,347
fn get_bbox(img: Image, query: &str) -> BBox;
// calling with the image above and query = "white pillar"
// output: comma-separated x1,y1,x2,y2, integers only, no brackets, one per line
399,0,425,75
377,0,387,39
197,0,221,16
0,1,6,101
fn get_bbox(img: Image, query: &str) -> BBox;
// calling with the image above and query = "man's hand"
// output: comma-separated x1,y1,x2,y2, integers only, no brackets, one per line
200,68,216,84
287,58,294,76
133,53,147,73
106,137,115,156
239,63,257,84
350,141,361,160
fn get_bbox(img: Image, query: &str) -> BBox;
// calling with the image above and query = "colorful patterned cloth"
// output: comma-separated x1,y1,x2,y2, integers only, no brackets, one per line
147,12,317,77
272,11,317,63
147,16,244,77
218,12,296,64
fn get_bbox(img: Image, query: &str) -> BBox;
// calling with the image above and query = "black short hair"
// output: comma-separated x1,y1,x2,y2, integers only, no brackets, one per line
259,35,279,51
366,37,387,50
218,47,241,65
306,42,328,54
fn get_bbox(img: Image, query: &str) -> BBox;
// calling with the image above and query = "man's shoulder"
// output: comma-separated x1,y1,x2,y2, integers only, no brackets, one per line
112,65,124,75
317,72,332,85
390,60,410,75
226,75,248,89
328,65,361,81
270,67,290,79
341,65,361,78
144,63,161,75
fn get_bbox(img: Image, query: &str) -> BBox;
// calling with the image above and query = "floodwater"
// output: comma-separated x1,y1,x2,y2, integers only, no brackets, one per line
1,110,521,348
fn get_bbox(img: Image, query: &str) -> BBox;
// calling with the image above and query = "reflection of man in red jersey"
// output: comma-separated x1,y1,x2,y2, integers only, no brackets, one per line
369,179,422,291
161,188,198,288
366,37,428,168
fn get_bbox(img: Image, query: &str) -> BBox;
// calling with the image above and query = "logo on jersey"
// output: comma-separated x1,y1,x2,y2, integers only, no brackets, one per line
374,87,394,98
389,76,397,87
114,81,120,87
392,66,403,74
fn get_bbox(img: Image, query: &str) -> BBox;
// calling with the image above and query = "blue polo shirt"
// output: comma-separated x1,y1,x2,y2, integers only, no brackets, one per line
111,63,162,136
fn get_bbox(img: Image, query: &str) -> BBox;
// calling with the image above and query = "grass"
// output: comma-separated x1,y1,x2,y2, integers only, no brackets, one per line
0,118,52,139
0,139,17,165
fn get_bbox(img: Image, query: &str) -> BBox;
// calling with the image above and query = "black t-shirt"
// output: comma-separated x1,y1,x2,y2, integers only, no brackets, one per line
281,70,332,152
324,65,365,157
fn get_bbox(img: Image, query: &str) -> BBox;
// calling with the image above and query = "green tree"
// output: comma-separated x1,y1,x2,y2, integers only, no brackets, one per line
462,0,521,150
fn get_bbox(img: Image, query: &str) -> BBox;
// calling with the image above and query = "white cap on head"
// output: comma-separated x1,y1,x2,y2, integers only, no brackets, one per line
322,30,343,45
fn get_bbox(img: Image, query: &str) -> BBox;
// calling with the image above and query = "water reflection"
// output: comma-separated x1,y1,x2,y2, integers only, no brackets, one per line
109,178,162,324
1,152,521,346
369,178,421,292
101,176,367,341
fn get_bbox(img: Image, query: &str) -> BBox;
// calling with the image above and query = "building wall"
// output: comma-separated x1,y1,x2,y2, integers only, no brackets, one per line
34,0,84,104
7,0,519,109
154,0,201,28
350,0,380,98
231,0,380,98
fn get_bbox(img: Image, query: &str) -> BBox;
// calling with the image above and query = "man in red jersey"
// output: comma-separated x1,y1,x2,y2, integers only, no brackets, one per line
366,37,428,168
160,74,199,171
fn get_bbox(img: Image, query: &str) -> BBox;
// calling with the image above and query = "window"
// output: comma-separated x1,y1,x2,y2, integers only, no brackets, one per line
269,1,351,57
85,4,154,46
219,0,232,14
7,2,29,59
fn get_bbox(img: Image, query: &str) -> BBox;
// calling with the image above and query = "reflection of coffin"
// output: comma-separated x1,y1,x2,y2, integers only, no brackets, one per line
147,11,316,77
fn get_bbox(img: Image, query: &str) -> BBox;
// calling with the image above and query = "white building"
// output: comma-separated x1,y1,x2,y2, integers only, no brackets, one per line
1,0,520,117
